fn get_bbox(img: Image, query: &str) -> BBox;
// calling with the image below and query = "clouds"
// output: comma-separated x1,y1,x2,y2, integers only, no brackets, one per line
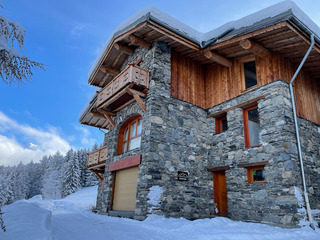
73,124,98,147
0,111,71,166
70,21,88,37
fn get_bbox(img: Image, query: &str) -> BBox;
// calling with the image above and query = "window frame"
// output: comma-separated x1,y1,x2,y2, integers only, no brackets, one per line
243,104,261,148
117,115,142,155
247,165,266,184
215,114,228,134
240,57,258,91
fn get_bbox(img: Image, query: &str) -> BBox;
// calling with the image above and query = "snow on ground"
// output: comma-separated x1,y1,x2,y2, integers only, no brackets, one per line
0,186,319,240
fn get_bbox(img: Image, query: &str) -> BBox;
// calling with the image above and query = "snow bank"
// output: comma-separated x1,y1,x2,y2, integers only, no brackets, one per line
0,200,52,240
0,185,319,240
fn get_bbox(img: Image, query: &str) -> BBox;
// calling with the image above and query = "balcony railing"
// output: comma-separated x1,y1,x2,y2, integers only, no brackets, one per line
96,65,149,108
87,146,108,169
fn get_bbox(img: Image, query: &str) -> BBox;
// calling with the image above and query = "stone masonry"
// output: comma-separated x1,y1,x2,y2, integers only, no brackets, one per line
95,41,320,227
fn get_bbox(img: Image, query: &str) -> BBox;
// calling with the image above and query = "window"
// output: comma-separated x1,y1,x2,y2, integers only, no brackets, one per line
117,115,142,154
243,104,261,148
247,166,266,184
215,115,228,134
242,60,257,90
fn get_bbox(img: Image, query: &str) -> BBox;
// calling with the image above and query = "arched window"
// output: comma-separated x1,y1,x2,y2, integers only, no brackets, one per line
117,115,142,154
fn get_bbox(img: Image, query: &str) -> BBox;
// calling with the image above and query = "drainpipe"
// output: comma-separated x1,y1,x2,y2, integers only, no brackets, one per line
289,33,315,230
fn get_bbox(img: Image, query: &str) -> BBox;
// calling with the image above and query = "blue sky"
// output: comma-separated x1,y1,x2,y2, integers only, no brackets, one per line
0,0,319,166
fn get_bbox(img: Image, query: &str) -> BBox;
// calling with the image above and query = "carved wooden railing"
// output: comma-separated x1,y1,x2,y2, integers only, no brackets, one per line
87,146,108,168
96,65,149,108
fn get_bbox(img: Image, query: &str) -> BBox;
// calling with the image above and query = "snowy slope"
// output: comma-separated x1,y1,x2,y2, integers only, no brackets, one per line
0,186,319,240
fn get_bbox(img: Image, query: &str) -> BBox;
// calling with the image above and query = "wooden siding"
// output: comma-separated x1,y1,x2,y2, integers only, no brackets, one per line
171,50,206,108
171,50,320,124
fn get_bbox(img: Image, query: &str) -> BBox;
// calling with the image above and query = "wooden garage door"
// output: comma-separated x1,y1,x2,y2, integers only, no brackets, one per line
112,166,139,211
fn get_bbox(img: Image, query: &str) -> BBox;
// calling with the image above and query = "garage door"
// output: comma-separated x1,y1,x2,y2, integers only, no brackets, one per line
112,166,139,211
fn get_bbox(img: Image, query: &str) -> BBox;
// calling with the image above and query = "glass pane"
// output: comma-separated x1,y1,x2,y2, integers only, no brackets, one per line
130,121,136,138
244,61,257,89
123,142,127,153
137,119,142,135
221,118,228,132
124,127,129,141
128,136,141,151
248,107,260,146
253,169,265,181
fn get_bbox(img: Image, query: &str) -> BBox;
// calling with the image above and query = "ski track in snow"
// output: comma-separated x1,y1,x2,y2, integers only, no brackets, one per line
0,186,319,240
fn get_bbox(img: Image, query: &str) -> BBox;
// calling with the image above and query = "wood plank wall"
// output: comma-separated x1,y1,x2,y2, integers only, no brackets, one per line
170,50,206,108
170,50,320,124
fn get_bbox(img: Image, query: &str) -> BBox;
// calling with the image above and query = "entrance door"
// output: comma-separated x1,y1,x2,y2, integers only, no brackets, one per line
213,171,228,216
112,166,139,211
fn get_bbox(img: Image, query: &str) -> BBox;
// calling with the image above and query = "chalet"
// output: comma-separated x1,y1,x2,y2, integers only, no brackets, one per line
79,1,320,227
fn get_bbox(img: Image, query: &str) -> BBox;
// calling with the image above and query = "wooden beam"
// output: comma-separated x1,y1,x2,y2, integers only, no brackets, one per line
95,108,116,116
100,66,120,76
207,165,230,172
91,170,104,182
206,21,287,51
203,50,232,67
128,35,151,49
125,88,146,98
97,109,116,128
91,111,106,119
238,161,269,168
114,43,134,55
126,88,146,112
239,39,272,58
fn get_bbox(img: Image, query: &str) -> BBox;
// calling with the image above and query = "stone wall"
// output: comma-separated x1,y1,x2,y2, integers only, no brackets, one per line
298,117,320,210
207,80,305,226
94,40,319,227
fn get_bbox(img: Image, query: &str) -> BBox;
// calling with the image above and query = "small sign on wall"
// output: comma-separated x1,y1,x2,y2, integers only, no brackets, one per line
177,171,189,181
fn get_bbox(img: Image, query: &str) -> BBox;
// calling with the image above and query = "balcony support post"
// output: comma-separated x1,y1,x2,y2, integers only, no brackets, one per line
126,88,146,112
97,109,116,128
90,169,104,182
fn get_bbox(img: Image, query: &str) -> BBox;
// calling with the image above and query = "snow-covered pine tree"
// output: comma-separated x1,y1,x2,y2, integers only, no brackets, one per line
78,149,87,187
41,153,64,199
26,161,43,199
61,149,81,198
0,3,44,85
91,142,99,151
0,166,13,206
12,162,29,201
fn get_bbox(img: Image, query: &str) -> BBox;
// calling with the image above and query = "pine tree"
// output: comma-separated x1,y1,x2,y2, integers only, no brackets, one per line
0,3,44,85
61,149,81,198
26,161,43,199
12,162,29,201
0,166,12,206
41,153,64,199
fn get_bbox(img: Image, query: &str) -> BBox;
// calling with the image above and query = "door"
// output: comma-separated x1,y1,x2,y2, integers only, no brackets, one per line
213,171,228,216
112,166,139,211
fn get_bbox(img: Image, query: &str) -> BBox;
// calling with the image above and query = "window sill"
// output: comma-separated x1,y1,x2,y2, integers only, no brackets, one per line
241,84,259,93
248,181,266,184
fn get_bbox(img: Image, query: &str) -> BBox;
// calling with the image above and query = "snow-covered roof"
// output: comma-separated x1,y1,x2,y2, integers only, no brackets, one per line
88,1,320,81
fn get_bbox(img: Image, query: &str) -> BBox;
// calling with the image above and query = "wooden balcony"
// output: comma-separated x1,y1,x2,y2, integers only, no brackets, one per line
80,64,149,130
96,64,149,112
87,146,108,170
